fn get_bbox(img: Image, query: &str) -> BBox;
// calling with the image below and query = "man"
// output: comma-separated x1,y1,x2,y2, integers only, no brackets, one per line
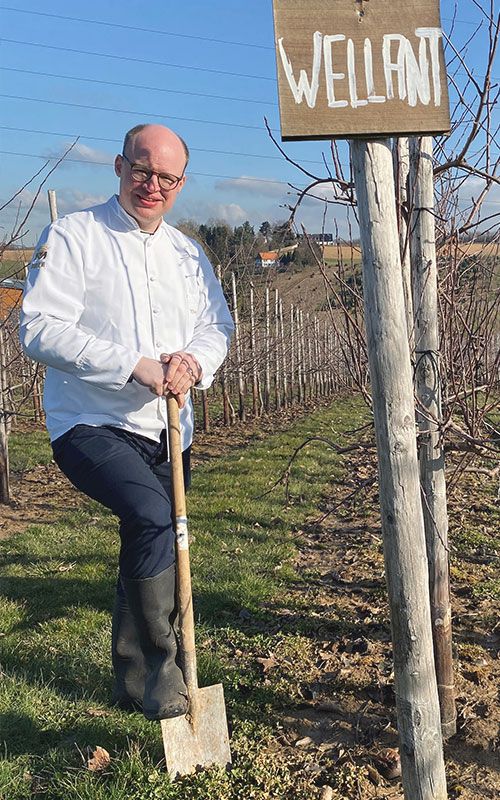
20,123,234,721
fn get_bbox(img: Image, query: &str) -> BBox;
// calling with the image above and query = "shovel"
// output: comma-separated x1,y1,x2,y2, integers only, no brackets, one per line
161,395,231,779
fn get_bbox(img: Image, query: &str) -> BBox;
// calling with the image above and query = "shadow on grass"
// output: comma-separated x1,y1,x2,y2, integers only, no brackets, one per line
0,710,163,762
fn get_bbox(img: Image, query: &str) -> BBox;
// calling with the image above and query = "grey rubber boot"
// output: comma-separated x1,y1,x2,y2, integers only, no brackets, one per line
111,577,146,711
122,564,188,721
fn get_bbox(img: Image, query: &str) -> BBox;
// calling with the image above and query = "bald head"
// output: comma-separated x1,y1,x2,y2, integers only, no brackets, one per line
123,124,189,166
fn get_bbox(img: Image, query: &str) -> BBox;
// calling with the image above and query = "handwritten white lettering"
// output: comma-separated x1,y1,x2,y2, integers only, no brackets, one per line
323,34,348,108
278,28,443,110
278,32,322,108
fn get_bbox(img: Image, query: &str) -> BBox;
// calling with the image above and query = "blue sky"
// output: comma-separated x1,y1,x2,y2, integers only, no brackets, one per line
0,1,498,245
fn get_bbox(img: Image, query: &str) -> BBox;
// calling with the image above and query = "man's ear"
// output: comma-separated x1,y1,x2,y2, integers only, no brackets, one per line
114,155,122,177
177,174,187,193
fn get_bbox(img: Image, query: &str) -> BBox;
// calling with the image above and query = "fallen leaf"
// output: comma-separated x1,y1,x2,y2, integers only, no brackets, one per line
86,708,111,718
373,748,401,779
256,656,278,674
295,736,313,748
86,746,111,772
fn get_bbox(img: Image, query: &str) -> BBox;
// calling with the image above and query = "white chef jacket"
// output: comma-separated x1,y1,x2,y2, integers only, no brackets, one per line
20,195,234,450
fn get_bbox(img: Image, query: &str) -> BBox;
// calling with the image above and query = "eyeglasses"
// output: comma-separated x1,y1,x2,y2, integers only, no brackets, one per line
121,153,184,191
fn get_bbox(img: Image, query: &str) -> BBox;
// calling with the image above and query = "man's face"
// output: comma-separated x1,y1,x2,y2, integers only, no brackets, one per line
114,125,187,232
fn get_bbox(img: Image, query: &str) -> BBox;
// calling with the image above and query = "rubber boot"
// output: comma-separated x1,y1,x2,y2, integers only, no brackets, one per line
122,565,188,721
111,577,146,711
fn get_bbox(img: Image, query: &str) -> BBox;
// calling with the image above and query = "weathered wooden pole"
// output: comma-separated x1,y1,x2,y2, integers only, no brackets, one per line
351,138,447,800
231,272,246,422
410,135,456,738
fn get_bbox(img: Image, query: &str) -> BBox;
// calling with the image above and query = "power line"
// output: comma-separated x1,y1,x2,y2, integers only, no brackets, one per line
0,94,276,132
0,66,275,107
2,36,490,85
0,149,296,187
5,149,497,199
0,5,274,50
1,38,276,82
0,125,328,167
0,4,487,50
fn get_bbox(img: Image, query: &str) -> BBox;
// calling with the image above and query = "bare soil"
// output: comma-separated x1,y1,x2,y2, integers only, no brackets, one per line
1,408,498,799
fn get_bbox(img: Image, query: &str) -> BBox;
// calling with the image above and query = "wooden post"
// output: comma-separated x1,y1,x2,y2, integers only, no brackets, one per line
0,325,10,503
290,304,295,405
279,298,288,408
231,272,245,422
351,138,447,800
216,266,232,426
410,136,456,738
306,313,313,400
274,290,281,410
48,189,58,222
264,287,271,412
200,390,210,433
249,283,259,416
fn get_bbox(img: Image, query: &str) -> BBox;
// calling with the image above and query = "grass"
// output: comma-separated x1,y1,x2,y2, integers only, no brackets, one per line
8,430,54,473
0,396,367,800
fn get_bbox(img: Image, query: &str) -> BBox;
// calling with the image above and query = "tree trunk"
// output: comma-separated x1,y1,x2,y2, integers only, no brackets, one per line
351,138,447,800
410,136,456,738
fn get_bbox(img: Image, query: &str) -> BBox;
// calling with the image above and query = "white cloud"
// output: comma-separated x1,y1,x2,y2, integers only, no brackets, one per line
43,141,113,166
210,203,248,225
55,189,108,213
215,175,289,198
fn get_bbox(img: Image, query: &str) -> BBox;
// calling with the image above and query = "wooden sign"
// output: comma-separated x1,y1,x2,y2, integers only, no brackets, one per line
272,0,451,140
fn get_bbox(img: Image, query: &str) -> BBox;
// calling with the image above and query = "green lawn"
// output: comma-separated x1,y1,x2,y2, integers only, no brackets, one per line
0,397,367,800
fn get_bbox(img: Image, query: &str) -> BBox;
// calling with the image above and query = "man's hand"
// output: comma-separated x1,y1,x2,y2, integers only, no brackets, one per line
160,351,202,408
131,357,168,396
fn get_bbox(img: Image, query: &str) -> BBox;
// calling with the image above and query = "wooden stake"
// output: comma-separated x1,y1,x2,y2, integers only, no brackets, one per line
410,135,456,738
351,138,447,800
264,287,271,412
0,325,10,503
48,189,58,222
231,272,245,422
249,283,259,416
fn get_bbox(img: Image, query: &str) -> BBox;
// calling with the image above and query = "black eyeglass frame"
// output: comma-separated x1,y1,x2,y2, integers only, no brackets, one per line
120,153,185,191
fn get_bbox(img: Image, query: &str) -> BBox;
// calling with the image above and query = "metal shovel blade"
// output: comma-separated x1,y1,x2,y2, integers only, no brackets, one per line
161,683,231,779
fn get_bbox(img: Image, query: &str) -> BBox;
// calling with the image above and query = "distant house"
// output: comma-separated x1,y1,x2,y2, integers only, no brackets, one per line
255,243,298,269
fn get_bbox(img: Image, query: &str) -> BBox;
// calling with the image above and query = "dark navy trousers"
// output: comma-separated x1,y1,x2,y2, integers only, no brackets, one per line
52,425,190,580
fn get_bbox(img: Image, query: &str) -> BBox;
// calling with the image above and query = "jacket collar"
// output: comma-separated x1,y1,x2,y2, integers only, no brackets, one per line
109,195,168,237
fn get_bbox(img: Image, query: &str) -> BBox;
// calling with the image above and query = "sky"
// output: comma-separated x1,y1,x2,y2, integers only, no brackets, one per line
0,1,498,246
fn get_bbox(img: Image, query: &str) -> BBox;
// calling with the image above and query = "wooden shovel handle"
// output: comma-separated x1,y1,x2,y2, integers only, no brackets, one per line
166,396,198,694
